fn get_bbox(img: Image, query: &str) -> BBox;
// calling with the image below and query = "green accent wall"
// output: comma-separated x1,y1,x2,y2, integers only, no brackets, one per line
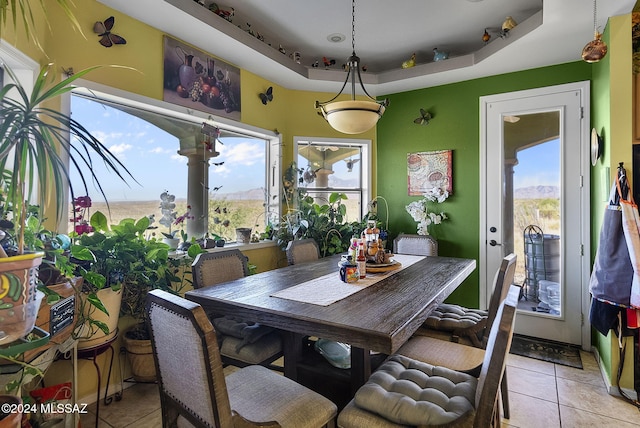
377,62,592,308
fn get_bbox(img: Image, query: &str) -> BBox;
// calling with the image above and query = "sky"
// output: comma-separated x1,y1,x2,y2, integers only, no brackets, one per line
70,96,265,202
513,138,560,190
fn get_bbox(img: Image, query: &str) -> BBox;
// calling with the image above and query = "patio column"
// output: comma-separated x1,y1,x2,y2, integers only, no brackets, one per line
177,146,218,239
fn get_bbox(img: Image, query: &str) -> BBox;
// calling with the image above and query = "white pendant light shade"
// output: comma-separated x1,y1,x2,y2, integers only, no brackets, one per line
320,100,386,134
315,0,388,134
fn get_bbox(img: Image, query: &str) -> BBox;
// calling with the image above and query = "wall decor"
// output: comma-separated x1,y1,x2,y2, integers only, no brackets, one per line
163,35,241,120
407,150,453,195
259,86,273,105
94,16,126,47
413,108,432,125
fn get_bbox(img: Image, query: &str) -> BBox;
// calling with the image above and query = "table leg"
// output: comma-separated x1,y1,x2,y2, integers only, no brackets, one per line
282,331,304,381
350,347,371,394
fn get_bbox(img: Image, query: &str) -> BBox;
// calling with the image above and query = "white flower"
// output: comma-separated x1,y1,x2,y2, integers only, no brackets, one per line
405,187,449,236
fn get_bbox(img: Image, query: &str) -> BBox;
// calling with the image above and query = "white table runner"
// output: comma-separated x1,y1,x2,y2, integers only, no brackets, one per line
271,254,425,306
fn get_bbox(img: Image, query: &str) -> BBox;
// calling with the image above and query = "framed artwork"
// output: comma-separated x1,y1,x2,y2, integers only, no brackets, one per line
163,35,241,121
407,150,453,195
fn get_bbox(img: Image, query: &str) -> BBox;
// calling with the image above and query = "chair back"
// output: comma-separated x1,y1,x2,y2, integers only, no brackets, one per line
285,238,320,265
483,253,517,346
474,284,519,426
146,289,233,428
392,233,437,256
192,249,249,289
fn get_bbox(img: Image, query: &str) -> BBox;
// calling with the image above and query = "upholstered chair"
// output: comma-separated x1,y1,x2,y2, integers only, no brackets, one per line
392,233,437,256
146,289,337,428
337,285,519,428
191,249,283,369
286,238,321,265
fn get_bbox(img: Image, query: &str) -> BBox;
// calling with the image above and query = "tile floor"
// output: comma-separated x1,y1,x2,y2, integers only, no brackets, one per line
78,351,640,428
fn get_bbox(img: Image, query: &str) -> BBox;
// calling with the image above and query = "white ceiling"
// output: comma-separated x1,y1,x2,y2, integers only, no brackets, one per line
100,0,636,96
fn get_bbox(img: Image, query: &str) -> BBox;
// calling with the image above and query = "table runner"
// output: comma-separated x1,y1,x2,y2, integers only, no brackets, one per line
271,254,425,306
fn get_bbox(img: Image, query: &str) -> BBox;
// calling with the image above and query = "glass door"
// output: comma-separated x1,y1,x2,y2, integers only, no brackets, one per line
481,83,590,346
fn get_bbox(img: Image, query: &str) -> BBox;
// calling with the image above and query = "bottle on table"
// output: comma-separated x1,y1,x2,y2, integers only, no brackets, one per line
357,241,367,279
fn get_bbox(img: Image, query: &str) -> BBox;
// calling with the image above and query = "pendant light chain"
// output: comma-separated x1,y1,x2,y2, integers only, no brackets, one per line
593,0,598,36
352,0,356,53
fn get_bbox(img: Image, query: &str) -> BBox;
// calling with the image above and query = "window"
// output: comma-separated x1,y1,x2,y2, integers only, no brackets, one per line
294,137,371,222
68,85,280,242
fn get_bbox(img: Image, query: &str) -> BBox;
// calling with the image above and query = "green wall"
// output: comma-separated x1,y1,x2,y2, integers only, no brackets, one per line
377,62,592,308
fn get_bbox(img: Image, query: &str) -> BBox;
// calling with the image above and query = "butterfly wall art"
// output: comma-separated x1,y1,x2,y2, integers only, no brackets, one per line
94,16,127,48
259,87,273,105
414,108,433,125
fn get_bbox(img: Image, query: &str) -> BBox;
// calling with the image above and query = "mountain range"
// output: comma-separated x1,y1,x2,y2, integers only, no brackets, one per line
514,185,560,199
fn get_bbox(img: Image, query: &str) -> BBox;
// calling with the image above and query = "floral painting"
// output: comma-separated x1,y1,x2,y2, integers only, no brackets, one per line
407,150,453,195
163,35,241,120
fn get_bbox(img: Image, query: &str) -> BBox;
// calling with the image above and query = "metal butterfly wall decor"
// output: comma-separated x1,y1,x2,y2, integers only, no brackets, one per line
414,108,433,125
94,16,127,48
259,87,273,105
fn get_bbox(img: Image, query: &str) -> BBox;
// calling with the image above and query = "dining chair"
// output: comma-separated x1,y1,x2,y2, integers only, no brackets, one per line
191,249,283,370
146,289,337,428
286,238,321,265
396,284,521,420
417,253,517,348
392,233,437,256
337,284,519,428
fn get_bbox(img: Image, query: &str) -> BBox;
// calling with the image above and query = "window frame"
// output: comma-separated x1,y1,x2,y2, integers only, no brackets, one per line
61,79,281,239
293,136,371,220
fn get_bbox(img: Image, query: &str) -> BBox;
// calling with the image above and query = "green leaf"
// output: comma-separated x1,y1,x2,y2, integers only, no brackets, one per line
187,243,205,258
90,211,109,231
89,319,110,335
70,245,96,262
86,292,109,315
135,216,150,232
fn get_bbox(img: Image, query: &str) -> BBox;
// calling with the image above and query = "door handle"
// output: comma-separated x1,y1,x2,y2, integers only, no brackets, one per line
489,240,502,247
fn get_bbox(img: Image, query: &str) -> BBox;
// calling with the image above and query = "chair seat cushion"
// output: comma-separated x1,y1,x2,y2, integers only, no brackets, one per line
424,303,488,332
226,365,337,428
353,355,477,426
213,316,275,351
220,331,282,365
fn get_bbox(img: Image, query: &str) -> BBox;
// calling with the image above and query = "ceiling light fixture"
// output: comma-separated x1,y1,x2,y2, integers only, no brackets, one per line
315,0,389,134
581,0,607,63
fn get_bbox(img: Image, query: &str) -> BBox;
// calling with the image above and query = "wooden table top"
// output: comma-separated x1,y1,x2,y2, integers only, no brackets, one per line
186,255,476,354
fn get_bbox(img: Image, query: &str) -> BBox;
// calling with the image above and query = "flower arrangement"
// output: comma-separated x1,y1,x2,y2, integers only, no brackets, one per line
71,196,94,235
158,191,193,244
405,187,449,236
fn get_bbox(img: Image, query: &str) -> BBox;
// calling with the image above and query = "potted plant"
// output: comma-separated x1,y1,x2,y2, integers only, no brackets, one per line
64,210,205,380
0,64,133,345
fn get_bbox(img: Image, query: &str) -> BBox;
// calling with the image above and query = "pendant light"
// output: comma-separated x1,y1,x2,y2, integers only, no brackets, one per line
581,0,607,63
315,0,389,134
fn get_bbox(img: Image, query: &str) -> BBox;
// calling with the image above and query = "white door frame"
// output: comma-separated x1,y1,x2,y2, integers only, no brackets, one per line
479,81,591,349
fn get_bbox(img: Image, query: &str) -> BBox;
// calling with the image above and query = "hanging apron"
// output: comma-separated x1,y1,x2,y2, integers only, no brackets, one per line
589,173,634,308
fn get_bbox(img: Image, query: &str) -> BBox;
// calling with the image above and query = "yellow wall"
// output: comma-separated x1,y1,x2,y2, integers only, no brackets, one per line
591,13,636,393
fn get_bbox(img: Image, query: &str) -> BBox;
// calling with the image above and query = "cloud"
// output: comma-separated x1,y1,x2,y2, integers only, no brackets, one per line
149,147,172,154
108,143,133,158
219,141,265,166
170,154,187,163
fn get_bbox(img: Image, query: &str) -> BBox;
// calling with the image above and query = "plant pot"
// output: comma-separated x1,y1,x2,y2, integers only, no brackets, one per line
162,237,180,250
0,253,44,344
122,325,156,382
215,239,225,247
235,228,252,244
76,287,123,350
0,395,21,428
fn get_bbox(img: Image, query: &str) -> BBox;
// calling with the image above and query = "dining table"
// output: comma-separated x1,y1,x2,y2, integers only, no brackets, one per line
185,253,476,392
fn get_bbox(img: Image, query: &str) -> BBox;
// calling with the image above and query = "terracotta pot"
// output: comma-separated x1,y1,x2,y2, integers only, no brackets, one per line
123,325,156,382
0,395,21,428
0,253,44,345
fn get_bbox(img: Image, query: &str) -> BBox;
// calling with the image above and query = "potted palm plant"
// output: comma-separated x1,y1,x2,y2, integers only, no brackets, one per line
0,64,134,345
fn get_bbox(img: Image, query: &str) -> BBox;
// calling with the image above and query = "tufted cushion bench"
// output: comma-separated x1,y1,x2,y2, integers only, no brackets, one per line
350,355,477,426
